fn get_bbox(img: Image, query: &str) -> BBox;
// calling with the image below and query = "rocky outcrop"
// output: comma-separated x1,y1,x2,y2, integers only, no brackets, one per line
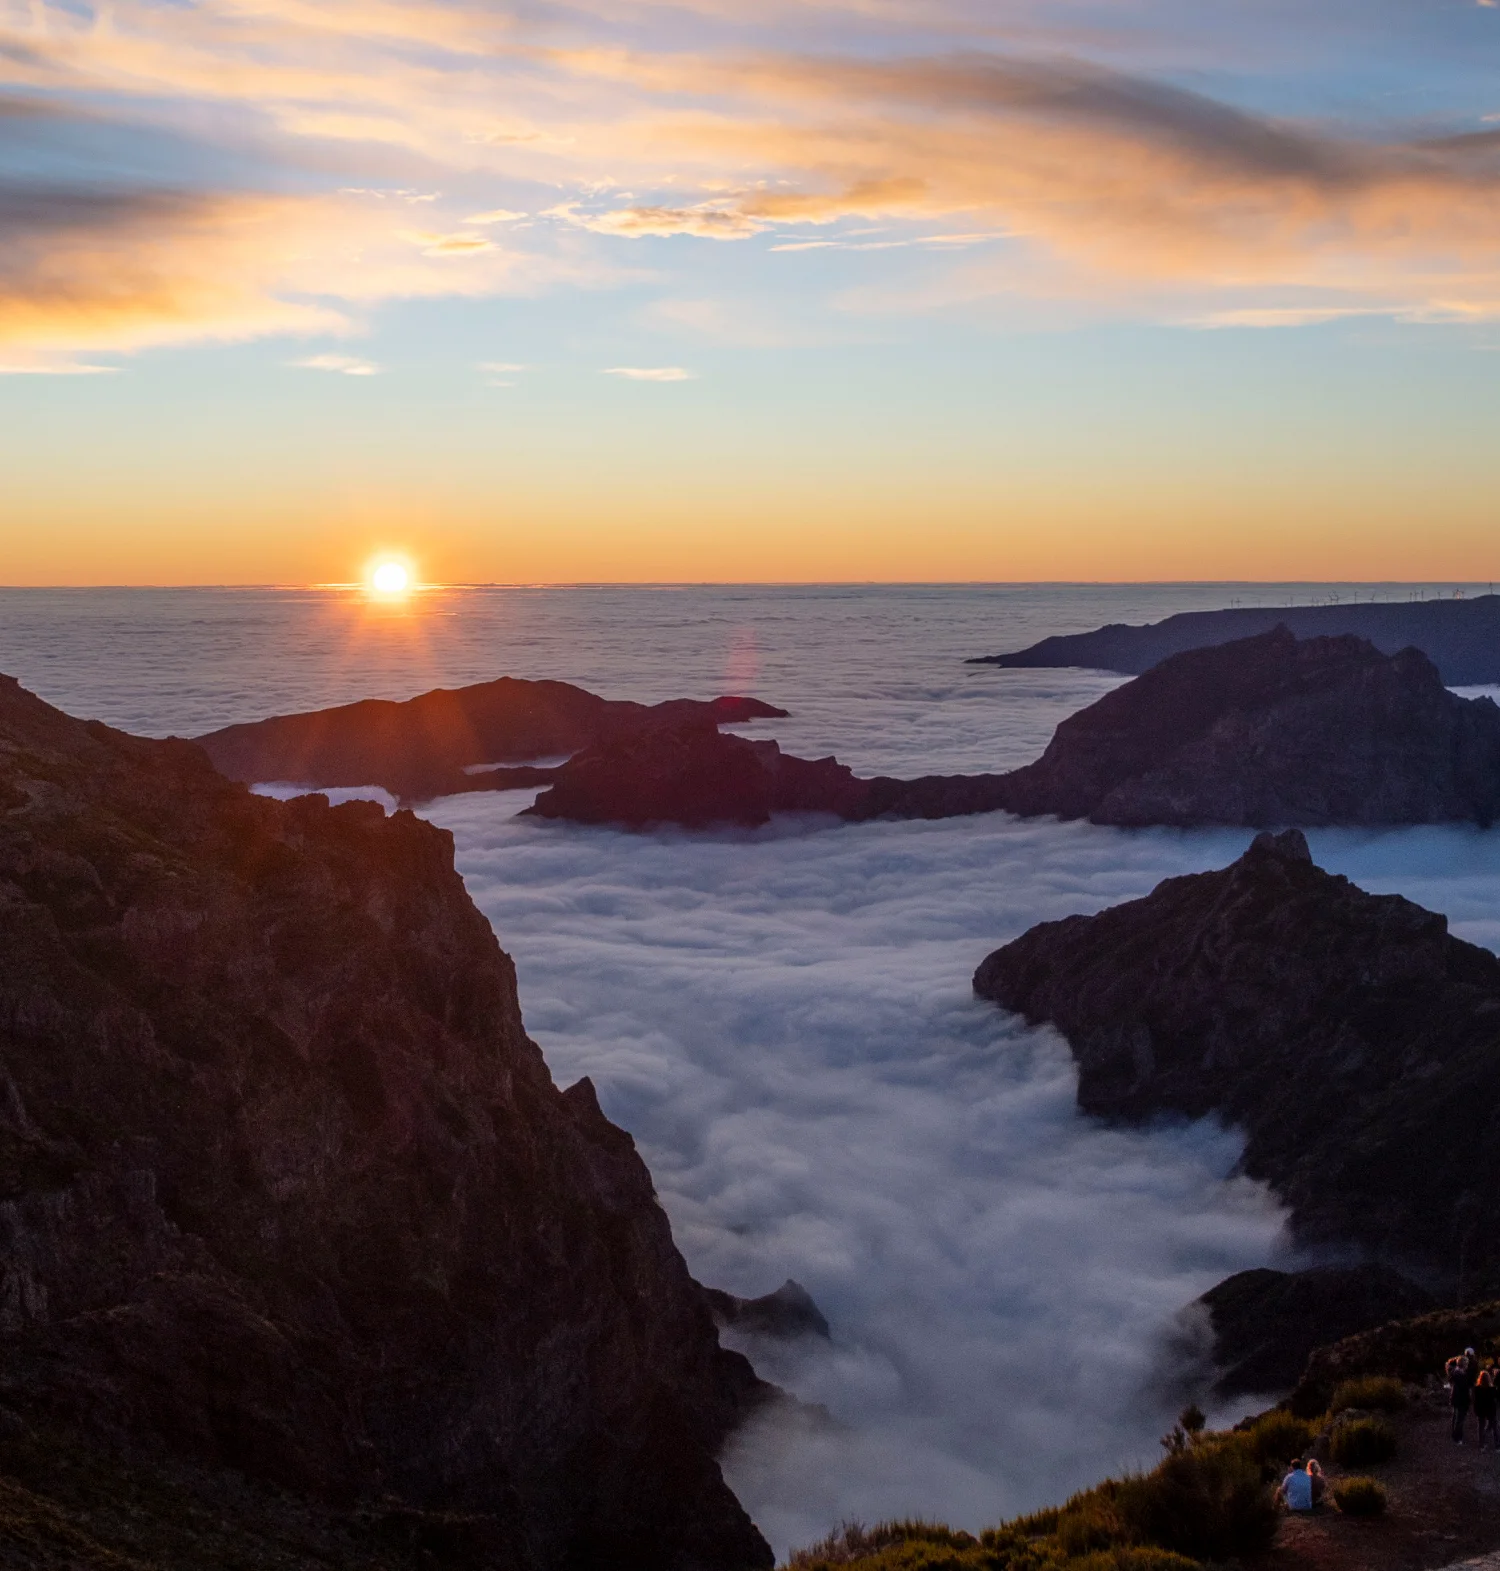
1194,1266,1436,1398
974,829,1500,1281
969,593,1500,685
1288,1300,1500,1417
194,677,788,805
523,631,1500,831
995,628,1500,827
522,723,1015,829
0,674,773,1570
702,1280,832,1342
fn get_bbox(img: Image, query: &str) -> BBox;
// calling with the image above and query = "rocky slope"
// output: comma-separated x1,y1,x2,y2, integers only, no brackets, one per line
969,593,1500,684
973,829,1500,1281
1289,1299,1500,1416
0,674,773,1570
195,676,787,804
1193,1265,1435,1398
524,630,1500,831
995,628,1500,827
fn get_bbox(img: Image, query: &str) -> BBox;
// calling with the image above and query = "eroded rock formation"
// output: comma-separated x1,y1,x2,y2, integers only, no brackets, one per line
0,674,773,1570
974,829,1500,1280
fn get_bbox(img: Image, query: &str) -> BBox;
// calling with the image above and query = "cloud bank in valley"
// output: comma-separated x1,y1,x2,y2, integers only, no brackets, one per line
429,792,1292,1555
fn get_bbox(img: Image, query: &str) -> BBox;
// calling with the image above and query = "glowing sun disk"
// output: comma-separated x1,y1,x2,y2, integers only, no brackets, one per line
371,561,411,594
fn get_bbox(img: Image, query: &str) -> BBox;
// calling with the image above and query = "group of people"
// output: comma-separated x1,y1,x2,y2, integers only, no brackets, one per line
1447,1348,1500,1447
1276,1457,1327,1512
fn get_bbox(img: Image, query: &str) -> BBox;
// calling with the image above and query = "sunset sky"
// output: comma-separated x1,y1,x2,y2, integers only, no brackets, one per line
3,0,1500,585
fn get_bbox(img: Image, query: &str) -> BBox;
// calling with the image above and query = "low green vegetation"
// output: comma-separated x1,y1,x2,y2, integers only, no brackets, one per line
1329,1416,1398,1467
781,1407,1323,1570
1328,1376,1407,1414
1331,1477,1387,1517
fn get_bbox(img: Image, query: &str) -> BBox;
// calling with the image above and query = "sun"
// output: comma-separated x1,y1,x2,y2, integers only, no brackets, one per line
370,560,411,595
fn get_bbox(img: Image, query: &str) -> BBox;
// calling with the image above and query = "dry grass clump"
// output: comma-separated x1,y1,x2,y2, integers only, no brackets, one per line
785,1520,983,1568
780,1412,1285,1570
1330,1416,1398,1467
1331,1477,1387,1517
1328,1376,1407,1415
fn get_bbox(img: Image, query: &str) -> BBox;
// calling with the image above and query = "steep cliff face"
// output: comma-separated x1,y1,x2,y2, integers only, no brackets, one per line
0,675,772,1570
973,830,1500,1279
195,676,787,805
996,628,1500,827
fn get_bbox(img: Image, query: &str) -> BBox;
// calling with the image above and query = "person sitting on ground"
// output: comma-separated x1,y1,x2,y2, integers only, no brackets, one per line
1475,1368,1498,1451
1305,1457,1327,1506
1277,1459,1314,1512
1449,1350,1478,1444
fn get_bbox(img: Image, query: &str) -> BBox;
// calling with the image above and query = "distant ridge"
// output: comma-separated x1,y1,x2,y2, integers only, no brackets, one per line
194,676,787,804
968,593,1500,685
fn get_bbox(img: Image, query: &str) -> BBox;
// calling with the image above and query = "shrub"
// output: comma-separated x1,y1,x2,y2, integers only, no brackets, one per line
1242,1410,1317,1469
1329,1376,1407,1415
1115,1442,1279,1561
1054,1495,1128,1558
1071,1553,1200,1571
784,1520,984,1570
1331,1417,1398,1467
1332,1477,1387,1517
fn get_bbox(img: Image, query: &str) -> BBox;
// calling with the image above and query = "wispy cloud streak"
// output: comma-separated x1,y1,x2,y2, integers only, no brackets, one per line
4,0,1500,358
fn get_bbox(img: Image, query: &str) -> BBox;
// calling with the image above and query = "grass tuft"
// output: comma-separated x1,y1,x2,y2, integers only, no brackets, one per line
1332,1477,1387,1517
1330,1416,1398,1467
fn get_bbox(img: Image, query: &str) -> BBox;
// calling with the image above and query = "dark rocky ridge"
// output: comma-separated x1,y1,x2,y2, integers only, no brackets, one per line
0,674,773,1570
524,630,1500,830
194,676,788,805
969,593,1500,685
994,627,1500,827
521,721,1016,829
1288,1298,1500,1416
1192,1265,1436,1399
973,829,1500,1283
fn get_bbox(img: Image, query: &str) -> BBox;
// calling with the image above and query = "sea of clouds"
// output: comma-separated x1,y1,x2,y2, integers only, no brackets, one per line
428,794,1295,1553
22,583,1499,1560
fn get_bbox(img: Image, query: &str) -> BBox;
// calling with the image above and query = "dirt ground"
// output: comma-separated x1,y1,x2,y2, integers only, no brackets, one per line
1257,1389,1500,1571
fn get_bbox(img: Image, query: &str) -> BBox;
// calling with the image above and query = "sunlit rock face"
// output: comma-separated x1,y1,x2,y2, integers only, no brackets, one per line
0,674,772,1571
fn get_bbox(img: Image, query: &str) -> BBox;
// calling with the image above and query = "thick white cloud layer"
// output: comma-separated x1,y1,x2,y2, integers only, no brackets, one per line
16,582,1498,1557
429,792,1290,1553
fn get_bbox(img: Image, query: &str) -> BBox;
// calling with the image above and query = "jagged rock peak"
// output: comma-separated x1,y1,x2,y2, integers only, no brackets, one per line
1248,827,1313,863
974,834,1500,1283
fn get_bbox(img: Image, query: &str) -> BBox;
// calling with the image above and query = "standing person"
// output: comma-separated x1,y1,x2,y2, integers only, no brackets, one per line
1449,1350,1478,1444
1476,1369,1498,1451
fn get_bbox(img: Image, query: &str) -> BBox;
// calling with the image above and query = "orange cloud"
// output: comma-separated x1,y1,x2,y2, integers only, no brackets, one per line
7,0,1500,352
